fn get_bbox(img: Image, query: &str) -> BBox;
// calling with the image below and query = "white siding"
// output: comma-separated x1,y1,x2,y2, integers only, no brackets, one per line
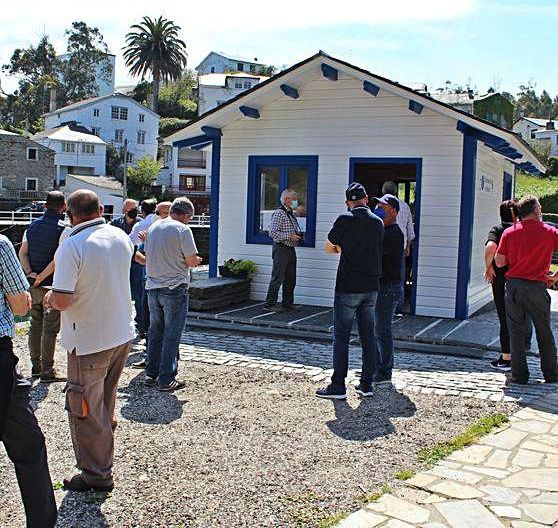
467,144,512,315
216,73,464,317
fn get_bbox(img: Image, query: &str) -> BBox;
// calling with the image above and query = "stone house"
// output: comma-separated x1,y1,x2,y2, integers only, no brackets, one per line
0,130,55,200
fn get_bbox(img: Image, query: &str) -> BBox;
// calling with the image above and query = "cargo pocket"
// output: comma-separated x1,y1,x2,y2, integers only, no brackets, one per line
64,383,88,418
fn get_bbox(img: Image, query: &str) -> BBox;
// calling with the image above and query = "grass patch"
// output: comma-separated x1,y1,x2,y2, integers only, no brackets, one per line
52,481,64,491
356,483,391,504
516,172,558,200
318,512,347,528
417,413,508,467
394,469,416,481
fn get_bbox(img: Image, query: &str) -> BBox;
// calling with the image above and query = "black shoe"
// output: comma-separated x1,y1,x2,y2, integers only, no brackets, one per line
373,378,394,389
265,303,285,312
355,384,374,397
315,384,347,400
63,474,113,493
158,380,186,392
144,375,156,387
131,359,147,369
31,371,41,379
490,356,511,372
507,376,529,385
40,371,67,383
282,304,300,311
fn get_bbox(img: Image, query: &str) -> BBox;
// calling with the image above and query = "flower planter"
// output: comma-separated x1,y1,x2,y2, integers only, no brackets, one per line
218,266,249,280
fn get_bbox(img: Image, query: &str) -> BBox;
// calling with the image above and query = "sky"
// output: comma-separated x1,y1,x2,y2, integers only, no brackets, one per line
1,0,558,97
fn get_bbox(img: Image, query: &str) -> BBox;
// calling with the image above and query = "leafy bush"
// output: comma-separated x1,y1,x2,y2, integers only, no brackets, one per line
548,157,558,177
159,117,190,137
222,258,257,277
543,213,558,223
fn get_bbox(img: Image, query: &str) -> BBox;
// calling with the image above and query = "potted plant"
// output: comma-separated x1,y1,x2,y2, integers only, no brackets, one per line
219,258,257,279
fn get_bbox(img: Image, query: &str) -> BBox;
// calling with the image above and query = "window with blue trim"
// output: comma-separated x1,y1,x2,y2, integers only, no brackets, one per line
246,156,318,246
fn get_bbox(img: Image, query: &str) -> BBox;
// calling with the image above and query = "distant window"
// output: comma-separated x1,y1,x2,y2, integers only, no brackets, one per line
210,66,215,73
234,82,243,89
26,148,38,160
177,148,207,168
93,108,100,117
81,144,95,155
62,142,75,153
139,114,145,123
216,100,225,106
531,130,536,139
114,130,124,143
243,82,251,89
111,106,128,120
237,62,244,71
249,64,256,73
91,127,101,137
25,178,38,191
126,152,133,164
0,177,3,190
179,175,206,191
137,130,146,145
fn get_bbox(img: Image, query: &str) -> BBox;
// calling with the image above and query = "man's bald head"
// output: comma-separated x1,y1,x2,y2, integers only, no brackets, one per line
155,201,172,219
68,190,102,223
122,198,138,213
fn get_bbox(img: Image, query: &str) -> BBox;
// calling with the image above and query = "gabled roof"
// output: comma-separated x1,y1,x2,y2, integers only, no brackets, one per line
44,92,160,118
33,122,105,144
166,51,545,173
520,117,557,127
66,174,123,192
0,129,19,136
198,73,269,88
196,51,261,70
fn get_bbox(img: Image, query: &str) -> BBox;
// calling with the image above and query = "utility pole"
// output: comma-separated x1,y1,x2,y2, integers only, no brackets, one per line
122,139,128,198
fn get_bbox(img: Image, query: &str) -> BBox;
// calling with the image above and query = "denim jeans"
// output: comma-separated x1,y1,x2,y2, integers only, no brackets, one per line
331,291,378,388
130,261,145,333
375,283,403,381
146,285,189,385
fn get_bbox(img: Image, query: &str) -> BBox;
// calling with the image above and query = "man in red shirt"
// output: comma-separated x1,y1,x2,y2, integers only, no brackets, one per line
496,195,558,384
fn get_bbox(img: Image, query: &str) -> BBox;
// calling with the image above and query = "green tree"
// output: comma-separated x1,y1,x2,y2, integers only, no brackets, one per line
127,156,161,197
528,139,552,166
515,82,540,120
123,16,188,114
157,70,197,118
106,143,121,178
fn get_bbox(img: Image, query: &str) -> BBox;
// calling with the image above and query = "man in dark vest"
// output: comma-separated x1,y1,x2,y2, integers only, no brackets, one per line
19,191,69,382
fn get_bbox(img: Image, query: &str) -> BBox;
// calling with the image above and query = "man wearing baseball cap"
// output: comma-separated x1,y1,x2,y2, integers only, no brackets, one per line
316,182,384,399
373,194,404,388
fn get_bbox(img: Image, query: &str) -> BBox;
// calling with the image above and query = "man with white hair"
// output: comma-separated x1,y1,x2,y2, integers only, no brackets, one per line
264,189,302,312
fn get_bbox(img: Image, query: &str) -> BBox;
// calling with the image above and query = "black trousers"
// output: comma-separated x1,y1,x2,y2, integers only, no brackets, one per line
265,243,297,306
505,279,558,383
492,276,532,354
0,336,57,528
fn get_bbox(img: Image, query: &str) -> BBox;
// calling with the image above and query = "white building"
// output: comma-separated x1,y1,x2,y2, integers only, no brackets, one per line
196,52,264,75
33,123,106,185
58,53,116,97
534,125,558,157
513,117,557,141
166,51,544,319
198,73,269,115
43,93,160,170
63,174,123,213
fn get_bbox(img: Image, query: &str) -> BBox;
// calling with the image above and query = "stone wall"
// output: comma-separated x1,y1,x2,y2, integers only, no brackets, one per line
0,135,55,193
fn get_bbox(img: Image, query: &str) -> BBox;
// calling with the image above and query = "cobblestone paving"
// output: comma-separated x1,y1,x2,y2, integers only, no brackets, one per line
176,330,558,404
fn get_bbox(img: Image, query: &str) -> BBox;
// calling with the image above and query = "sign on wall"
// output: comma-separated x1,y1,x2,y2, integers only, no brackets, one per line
480,174,494,194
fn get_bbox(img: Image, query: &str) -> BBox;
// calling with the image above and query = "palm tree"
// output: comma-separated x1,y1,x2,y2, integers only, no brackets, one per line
123,16,187,113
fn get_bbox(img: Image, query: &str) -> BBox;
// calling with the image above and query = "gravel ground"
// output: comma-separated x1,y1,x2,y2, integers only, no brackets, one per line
1,333,517,528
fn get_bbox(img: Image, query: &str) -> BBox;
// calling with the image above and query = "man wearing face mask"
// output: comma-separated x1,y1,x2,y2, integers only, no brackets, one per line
264,189,302,312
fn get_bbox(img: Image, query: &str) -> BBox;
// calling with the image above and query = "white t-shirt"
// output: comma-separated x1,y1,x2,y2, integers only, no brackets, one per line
129,213,156,245
396,199,415,247
52,218,135,355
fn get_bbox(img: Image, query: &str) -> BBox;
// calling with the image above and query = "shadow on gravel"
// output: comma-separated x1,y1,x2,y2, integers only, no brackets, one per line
326,390,416,441
118,372,187,425
57,491,109,527
29,380,50,409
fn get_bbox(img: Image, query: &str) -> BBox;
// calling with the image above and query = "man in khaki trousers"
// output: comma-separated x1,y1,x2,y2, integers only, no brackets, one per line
45,190,135,492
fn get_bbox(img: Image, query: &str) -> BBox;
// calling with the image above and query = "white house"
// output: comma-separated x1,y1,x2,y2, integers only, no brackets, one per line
166,52,544,319
196,52,264,75
534,124,558,157
43,93,160,169
513,117,557,141
63,174,123,213
33,123,106,185
198,73,269,115
58,53,116,97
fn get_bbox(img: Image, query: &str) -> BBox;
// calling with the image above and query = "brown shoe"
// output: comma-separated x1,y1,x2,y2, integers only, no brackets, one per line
40,371,67,383
63,474,113,492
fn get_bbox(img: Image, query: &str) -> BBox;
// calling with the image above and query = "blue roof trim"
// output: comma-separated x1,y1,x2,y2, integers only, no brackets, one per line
321,63,338,81
408,100,424,114
201,126,222,138
280,84,299,99
362,81,380,96
191,141,212,151
239,106,260,119
173,134,211,148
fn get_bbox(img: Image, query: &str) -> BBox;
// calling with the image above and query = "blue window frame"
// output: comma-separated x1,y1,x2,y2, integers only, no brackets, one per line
246,155,318,246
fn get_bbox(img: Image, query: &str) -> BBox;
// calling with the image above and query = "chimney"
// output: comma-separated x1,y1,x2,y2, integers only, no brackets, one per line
467,89,474,99
547,120,555,130
49,88,57,113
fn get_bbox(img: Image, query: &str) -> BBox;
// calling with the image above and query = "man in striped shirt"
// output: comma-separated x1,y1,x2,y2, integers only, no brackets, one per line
264,189,302,312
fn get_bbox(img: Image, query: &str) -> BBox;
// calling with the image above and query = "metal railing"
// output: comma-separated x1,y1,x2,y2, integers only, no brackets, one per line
1,189,48,200
165,185,211,197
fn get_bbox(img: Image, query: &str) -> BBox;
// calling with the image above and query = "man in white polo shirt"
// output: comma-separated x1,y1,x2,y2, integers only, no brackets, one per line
44,189,135,492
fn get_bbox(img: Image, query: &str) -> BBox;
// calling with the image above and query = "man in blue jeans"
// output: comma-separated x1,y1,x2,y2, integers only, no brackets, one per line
373,194,404,388
144,197,202,391
316,183,384,399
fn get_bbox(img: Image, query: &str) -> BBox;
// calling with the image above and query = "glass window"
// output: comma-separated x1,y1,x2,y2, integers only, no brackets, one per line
137,130,146,144
62,142,75,153
81,144,95,154
93,108,100,117
237,62,244,71
25,178,37,191
244,82,251,89
126,152,133,164
114,130,124,143
139,114,145,122
91,127,100,136
234,82,242,89
246,156,318,246
111,106,128,120
26,148,37,160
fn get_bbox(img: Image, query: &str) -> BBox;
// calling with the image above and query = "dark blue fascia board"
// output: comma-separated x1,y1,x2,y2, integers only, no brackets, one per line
208,136,221,278
408,100,424,114
239,106,260,119
200,126,222,138
191,141,212,151
457,120,508,148
173,134,210,148
363,81,380,96
321,63,338,81
280,84,299,99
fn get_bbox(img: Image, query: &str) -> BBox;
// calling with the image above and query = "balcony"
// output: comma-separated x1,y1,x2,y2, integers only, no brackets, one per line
165,185,211,197
1,189,48,201
177,159,207,169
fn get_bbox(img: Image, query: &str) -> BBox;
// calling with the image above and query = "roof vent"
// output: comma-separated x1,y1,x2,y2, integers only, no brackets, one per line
547,120,555,130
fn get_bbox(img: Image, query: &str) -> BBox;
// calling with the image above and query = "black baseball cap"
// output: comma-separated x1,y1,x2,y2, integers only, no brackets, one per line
345,182,367,201
377,194,400,212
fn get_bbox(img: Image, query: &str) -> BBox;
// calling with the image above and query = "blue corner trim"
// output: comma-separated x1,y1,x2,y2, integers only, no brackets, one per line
173,134,210,148
503,171,513,200
321,63,338,81
408,100,424,114
208,137,221,278
280,84,299,99
348,157,422,316
363,81,380,96
246,156,319,247
239,106,260,119
201,126,222,138
455,133,477,319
